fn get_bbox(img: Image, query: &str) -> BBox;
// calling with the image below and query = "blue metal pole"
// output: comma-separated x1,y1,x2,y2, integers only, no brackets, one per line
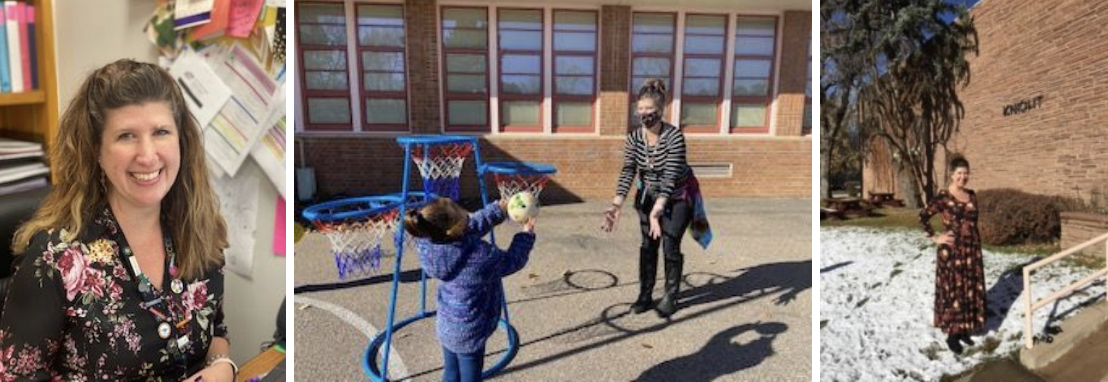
419,143,430,314
379,143,413,381
470,137,511,323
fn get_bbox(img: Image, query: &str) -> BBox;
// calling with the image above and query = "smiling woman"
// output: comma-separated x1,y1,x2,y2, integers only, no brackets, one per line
1,59,234,381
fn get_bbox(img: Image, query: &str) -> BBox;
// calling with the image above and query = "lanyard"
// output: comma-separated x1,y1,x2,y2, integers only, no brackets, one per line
114,230,192,374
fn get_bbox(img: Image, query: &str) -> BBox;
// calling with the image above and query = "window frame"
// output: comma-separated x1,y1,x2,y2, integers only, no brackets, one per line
356,3,410,132
441,5,492,132
551,8,599,134
678,12,728,134
729,14,778,134
297,1,355,131
629,11,677,132
497,7,545,133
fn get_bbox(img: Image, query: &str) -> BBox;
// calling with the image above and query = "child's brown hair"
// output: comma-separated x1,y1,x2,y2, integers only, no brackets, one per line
403,198,468,243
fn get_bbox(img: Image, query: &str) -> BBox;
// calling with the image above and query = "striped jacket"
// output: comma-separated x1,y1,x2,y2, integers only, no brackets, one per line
615,123,690,200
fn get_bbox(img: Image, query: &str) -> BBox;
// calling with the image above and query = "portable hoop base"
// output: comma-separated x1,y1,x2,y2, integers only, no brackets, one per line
362,312,520,381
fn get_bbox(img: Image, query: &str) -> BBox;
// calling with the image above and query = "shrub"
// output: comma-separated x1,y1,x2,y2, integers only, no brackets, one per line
975,189,1082,246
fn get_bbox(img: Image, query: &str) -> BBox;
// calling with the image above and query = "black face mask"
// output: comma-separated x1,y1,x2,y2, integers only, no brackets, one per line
639,111,661,127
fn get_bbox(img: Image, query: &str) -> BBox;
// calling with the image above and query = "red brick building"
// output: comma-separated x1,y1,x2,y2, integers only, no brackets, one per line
864,0,1108,204
294,0,812,202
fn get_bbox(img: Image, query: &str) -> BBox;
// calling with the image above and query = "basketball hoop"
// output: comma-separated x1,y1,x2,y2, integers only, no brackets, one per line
481,161,558,200
301,192,434,279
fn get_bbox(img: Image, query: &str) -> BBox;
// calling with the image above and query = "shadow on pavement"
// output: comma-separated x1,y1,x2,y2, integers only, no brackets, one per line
293,269,424,294
635,322,788,382
477,259,812,379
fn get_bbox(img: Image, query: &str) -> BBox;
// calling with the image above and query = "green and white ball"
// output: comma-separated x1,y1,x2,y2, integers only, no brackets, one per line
507,191,539,223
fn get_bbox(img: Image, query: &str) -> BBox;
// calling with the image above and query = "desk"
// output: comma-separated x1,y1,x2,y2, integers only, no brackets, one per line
236,347,285,382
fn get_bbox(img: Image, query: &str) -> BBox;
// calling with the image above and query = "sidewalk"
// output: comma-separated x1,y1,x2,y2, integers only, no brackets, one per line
294,198,813,381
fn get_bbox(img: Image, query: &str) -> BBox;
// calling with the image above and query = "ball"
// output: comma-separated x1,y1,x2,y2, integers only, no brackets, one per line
506,191,539,223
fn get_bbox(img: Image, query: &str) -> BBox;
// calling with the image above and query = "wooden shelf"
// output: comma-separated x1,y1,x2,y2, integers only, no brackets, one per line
0,91,46,106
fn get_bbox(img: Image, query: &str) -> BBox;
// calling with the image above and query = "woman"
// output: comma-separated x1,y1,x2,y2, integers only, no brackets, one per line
1,60,234,381
918,154,986,355
602,79,693,318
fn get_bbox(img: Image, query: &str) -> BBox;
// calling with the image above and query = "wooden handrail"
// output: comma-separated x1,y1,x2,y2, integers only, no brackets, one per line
1022,230,1108,349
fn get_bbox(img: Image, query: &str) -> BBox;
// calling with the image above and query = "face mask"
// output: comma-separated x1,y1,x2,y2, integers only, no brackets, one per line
640,111,661,127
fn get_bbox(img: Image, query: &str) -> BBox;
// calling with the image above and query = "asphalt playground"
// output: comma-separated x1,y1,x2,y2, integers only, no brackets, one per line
294,198,813,381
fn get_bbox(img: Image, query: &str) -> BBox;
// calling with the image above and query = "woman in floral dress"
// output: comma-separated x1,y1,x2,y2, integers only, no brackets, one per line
1,60,233,381
918,155,986,355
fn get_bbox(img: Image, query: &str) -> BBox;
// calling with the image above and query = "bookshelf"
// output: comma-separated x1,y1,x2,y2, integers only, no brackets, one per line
0,0,57,154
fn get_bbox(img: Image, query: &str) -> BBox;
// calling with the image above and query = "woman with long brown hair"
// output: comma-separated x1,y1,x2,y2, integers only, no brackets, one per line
1,59,233,381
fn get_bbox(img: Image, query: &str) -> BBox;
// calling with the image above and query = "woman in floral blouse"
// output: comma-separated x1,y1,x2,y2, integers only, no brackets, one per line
1,60,232,381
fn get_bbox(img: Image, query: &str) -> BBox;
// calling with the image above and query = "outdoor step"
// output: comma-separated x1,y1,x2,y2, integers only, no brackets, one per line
1020,299,1108,370
953,358,1044,382
1035,313,1108,382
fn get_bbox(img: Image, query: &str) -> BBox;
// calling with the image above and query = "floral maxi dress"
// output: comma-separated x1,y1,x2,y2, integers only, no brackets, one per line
919,189,987,335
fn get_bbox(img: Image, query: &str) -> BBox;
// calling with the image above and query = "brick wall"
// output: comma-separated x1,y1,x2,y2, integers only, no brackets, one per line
299,136,812,201
296,1,813,202
775,11,811,138
1060,212,1108,264
864,0,1108,203
599,5,631,136
947,0,1108,199
405,0,440,134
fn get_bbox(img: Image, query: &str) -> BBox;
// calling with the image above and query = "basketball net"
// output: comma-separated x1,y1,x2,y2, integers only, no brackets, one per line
492,173,551,200
311,209,414,279
411,143,473,201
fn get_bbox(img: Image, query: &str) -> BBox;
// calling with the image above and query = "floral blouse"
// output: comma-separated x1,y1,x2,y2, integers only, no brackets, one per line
0,207,227,381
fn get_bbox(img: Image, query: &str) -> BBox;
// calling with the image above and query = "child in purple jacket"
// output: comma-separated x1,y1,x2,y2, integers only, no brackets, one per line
403,197,536,382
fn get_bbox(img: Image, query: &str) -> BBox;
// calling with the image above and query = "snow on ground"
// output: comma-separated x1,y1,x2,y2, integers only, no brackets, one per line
820,227,1106,382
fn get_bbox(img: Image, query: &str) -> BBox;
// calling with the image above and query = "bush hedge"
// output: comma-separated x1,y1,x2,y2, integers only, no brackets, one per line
975,188,1083,246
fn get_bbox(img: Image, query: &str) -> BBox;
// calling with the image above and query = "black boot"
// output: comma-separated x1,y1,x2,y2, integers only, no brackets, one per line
656,259,682,318
946,334,964,355
958,333,975,346
631,247,658,314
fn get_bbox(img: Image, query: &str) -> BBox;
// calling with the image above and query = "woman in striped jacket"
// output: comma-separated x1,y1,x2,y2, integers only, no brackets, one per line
602,78,692,318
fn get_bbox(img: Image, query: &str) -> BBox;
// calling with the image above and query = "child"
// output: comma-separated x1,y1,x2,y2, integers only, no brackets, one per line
403,197,536,382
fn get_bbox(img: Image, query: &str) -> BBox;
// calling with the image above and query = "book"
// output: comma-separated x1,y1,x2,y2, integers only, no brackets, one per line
0,161,47,184
17,1,28,91
0,149,43,161
0,6,9,93
0,137,42,154
190,0,230,41
0,175,46,196
5,1,20,93
24,3,33,90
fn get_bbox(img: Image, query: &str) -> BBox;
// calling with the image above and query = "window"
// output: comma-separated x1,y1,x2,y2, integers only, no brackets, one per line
498,9,543,132
358,4,408,131
442,7,490,132
803,34,812,135
552,10,597,133
298,2,352,130
679,14,727,133
730,16,777,133
630,12,676,129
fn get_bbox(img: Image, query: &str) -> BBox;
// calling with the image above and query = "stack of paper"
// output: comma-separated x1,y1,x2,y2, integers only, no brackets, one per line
0,137,47,195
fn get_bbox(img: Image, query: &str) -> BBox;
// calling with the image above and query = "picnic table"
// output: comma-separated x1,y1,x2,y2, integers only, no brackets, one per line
868,191,904,208
822,197,873,217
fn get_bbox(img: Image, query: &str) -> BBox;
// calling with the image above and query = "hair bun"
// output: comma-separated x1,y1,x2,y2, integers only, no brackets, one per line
643,78,667,94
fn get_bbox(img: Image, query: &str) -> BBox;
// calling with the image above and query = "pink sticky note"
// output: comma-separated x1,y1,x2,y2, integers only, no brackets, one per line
226,0,265,38
274,197,286,256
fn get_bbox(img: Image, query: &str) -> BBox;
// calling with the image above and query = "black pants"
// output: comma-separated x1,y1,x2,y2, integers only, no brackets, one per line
635,189,691,299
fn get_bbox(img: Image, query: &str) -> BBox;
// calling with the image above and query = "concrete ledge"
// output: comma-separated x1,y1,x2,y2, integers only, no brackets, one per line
1020,300,1108,370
